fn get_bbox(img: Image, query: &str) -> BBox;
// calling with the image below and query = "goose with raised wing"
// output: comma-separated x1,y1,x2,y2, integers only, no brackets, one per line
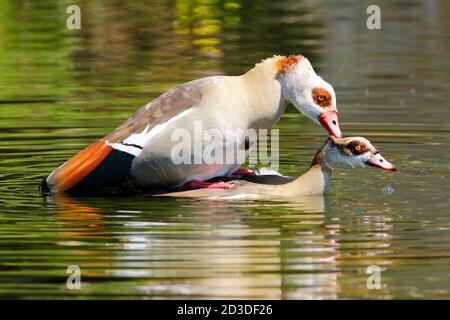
158,136,396,199
41,55,341,193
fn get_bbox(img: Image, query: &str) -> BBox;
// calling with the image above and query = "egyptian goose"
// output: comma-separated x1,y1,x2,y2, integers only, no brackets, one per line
41,55,341,193
159,136,396,199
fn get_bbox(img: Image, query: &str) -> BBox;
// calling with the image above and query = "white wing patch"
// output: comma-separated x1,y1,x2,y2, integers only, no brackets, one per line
106,109,192,157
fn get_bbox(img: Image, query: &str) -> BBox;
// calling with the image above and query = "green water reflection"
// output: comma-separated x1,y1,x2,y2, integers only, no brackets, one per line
0,0,449,299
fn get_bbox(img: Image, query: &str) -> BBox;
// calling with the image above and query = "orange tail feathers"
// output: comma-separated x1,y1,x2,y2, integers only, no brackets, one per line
46,139,112,192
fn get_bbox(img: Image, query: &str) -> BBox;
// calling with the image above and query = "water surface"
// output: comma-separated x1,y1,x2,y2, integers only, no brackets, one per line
0,0,449,299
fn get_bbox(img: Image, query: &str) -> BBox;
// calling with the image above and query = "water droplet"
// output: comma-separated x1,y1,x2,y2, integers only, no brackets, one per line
382,185,394,196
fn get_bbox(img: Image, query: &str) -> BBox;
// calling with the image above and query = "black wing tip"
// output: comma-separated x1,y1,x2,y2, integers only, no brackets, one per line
39,176,51,194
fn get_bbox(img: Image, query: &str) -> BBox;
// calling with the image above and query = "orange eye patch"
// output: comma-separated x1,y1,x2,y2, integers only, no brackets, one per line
312,87,332,107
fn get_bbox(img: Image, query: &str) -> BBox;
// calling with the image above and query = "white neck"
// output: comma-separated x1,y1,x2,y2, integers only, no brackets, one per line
237,58,288,129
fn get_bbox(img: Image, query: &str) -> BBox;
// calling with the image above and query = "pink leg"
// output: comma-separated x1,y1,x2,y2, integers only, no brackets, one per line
231,167,255,177
180,180,233,191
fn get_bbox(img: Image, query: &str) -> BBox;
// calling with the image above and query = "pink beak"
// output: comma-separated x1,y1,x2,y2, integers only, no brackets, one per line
366,151,396,171
319,110,342,138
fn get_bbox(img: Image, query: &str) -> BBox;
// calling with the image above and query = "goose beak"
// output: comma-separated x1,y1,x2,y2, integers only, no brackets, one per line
366,152,396,171
319,110,342,138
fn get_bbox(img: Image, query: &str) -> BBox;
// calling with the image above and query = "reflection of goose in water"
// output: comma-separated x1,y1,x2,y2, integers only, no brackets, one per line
111,201,342,299
158,136,396,200
44,192,395,299
254,195,326,213
46,194,106,236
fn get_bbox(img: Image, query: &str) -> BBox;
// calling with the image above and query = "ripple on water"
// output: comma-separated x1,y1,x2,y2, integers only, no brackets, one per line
0,0,449,299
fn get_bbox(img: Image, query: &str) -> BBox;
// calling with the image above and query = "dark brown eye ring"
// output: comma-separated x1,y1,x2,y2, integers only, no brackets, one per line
347,143,365,155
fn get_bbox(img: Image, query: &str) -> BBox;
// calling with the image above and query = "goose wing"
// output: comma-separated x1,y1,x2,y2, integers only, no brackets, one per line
44,78,211,192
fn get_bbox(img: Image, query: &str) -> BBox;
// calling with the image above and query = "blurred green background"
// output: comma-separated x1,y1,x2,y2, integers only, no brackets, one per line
0,0,449,299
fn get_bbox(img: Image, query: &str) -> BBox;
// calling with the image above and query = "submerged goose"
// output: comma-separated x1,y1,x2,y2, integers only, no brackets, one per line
158,136,396,199
41,55,341,193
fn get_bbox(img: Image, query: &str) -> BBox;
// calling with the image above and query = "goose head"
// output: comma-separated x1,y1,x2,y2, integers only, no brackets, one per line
327,136,396,171
276,55,342,137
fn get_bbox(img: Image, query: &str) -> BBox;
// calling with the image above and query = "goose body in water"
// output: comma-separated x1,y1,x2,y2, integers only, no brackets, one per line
158,136,396,199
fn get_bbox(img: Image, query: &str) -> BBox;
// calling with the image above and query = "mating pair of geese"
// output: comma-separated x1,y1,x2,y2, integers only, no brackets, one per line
41,55,395,199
